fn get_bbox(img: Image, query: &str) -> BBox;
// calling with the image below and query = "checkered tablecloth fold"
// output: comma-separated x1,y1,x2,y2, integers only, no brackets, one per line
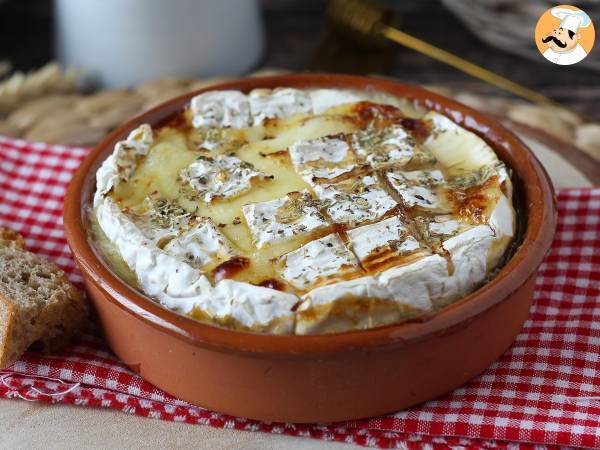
1,137,598,449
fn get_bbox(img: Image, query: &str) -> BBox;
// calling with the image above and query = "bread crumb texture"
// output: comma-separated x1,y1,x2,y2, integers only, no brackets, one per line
0,228,87,368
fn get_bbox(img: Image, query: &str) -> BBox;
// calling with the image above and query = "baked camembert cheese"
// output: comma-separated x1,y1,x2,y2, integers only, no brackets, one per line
91,87,516,335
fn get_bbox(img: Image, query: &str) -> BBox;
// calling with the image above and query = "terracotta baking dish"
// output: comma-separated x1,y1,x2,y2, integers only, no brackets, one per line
63,74,556,423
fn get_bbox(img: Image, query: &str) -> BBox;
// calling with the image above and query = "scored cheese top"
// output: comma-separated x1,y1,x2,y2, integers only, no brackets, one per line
91,87,516,335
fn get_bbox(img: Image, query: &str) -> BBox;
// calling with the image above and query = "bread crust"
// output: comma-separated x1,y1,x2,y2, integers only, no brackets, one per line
0,228,25,250
0,295,16,368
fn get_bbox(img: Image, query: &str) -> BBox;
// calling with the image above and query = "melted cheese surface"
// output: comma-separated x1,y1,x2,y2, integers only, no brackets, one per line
91,87,516,334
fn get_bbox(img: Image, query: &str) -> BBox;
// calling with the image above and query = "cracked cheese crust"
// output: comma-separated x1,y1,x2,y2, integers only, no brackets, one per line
91,87,516,335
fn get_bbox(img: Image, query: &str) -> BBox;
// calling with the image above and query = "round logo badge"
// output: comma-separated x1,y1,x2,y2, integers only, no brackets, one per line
535,5,595,66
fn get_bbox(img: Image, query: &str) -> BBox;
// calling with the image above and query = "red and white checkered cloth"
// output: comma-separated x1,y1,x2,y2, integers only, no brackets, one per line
0,136,598,449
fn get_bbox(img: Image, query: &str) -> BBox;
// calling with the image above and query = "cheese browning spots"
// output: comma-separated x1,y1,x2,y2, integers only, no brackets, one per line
109,98,509,294
93,87,516,334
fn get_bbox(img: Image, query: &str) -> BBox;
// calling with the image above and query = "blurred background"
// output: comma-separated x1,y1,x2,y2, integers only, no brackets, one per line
0,0,598,183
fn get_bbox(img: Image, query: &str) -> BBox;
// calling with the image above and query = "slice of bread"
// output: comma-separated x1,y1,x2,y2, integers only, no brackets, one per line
0,228,87,368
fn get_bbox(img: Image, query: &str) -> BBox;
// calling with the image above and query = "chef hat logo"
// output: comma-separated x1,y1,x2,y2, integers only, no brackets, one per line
534,4,595,66
551,7,592,33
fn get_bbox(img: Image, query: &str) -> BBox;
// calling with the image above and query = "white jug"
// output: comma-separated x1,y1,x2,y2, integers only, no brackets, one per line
54,0,264,88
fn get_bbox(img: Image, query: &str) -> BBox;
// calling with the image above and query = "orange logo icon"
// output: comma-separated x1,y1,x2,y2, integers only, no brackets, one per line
535,5,595,66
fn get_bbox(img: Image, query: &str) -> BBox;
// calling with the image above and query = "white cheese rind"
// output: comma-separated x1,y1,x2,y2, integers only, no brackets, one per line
94,88,517,335
277,234,358,289
374,255,446,308
242,191,329,249
296,193,517,331
191,88,364,129
296,254,453,310
387,170,445,210
309,166,355,181
428,218,460,236
347,216,418,262
298,196,515,327
126,212,189,246
390,169,445,184
94,154,118,208
93,124,153,207
249,88,312,126
438,225,495,304
94,124,297,331
96,198,297,331
207,280,298,334
288,137,349,166
352,125,415,167
163,219,235,266
288,137,356,184
190,88,367,129
396,185,439,209
313,175,397,226
97,198,211,310
489,194,515,238
181,155,265,203
190,91,250,129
